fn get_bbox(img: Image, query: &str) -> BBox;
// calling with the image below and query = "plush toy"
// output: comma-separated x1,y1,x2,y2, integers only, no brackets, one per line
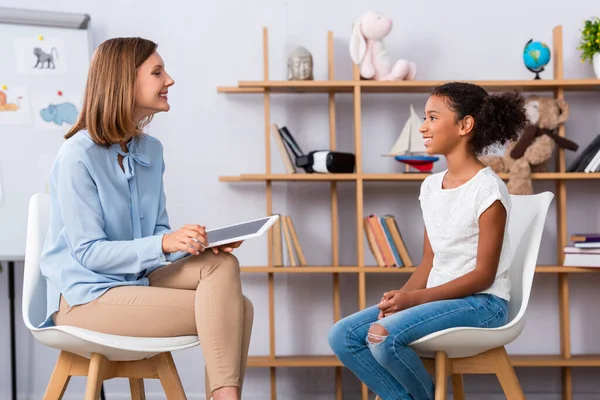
479,95,578,195
349,11,417,81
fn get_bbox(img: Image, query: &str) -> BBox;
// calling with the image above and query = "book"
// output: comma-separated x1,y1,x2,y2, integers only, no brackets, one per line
284,215,306,265
567,134,600,172
382,214,413,266
364,216,385,267
563,246,600,267
574,242,600,249
379,216,403,267
271,123,296,174
570,233,600,242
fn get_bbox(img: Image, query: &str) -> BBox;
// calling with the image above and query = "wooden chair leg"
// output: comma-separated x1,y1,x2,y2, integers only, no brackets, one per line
129,378,146,400
493,347,525,400
435,351,448,400
451,374,465,400
153,352,187,399
84,353,110,400
43,351,74,400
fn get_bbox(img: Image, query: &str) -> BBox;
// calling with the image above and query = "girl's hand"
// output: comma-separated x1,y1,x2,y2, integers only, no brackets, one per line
377,290,420,318
211,240,243,254
162,224,208,255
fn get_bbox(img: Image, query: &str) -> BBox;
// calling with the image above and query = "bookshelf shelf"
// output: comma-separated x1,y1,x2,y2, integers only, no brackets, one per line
360,79,600,93
238,265,600,274
217,78,600,94
248,355,342,368
219,173,361,182
219,172,600,182
218,25,592,400
217,87,265,93
246,354,600,368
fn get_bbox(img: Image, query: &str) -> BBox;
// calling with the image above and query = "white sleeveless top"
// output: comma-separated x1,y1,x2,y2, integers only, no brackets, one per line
418,167,512,301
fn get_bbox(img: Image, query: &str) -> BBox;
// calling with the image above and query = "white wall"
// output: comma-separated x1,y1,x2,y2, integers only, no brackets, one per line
1,0,600,398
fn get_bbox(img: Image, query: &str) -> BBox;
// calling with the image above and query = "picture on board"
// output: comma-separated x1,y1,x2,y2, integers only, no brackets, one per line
14,36,68,75
31,91,82,130
0,86,32,125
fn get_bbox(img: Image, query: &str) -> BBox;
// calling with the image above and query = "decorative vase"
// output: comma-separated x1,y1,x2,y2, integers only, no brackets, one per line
593,53,600,79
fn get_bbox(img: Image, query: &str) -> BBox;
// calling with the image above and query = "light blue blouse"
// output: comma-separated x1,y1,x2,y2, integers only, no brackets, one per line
39,130,187,327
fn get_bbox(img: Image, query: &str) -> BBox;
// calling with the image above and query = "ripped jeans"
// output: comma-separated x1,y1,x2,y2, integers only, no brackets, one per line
327,293,508,400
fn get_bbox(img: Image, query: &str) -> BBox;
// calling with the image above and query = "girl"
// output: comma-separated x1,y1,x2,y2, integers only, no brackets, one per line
328,82,527,400
40,37,252,400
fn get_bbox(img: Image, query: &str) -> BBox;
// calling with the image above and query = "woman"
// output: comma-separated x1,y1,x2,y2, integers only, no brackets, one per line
40,37,253,400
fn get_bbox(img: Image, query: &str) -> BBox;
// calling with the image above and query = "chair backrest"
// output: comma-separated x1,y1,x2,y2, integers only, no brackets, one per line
22,192,51,330
506,191,554,324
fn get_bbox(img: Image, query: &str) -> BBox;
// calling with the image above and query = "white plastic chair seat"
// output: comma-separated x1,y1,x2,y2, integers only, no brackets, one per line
409,324,522,359
31,325,198,361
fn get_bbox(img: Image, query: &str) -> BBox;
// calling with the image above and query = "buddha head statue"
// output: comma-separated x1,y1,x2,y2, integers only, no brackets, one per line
287,46,314,80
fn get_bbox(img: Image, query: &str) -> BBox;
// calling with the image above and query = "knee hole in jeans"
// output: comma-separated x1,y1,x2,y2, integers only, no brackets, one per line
367,324,389,345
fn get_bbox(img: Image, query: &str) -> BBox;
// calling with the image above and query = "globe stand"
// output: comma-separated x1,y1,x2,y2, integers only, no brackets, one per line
526,65,544,80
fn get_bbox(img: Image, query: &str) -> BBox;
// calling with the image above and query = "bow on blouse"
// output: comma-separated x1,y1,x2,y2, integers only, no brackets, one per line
114,148,150,180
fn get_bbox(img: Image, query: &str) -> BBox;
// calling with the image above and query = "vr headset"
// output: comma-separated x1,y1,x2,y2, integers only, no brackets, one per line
278,126,355,174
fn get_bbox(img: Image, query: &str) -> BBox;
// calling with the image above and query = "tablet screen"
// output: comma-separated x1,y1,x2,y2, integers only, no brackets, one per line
206,217,272,245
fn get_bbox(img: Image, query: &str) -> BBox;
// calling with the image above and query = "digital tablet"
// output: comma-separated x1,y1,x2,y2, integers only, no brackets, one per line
205,215,279,248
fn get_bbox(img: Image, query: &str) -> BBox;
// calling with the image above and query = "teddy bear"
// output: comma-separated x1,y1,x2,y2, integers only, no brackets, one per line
349,11,417,81
479,95,578,195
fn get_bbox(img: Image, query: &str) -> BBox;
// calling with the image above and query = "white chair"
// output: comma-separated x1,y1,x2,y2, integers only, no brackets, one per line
374,191,554,400
23,193,200,399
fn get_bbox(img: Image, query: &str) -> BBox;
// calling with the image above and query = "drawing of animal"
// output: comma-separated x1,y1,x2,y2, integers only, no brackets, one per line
0,91,21,111
33,47,59,69
40,102,78,125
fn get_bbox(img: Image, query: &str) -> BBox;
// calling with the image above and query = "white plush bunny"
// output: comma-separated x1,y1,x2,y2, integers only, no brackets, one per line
349,11,417,81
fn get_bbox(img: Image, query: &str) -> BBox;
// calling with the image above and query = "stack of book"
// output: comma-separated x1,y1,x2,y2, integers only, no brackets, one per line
567,134,600,173
563,233,600,267
364,214,413,267
271,214,306,267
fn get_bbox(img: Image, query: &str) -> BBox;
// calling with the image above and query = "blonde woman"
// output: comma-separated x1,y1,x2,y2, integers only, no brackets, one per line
40,37,253,400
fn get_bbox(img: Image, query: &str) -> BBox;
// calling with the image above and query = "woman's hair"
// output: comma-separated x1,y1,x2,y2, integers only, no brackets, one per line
65,37,158,145
431,82,528,155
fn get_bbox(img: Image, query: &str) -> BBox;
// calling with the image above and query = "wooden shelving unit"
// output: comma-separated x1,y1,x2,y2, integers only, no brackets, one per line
217,25,600,400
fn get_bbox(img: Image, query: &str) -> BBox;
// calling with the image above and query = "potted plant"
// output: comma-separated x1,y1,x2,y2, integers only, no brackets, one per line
577,17,600,78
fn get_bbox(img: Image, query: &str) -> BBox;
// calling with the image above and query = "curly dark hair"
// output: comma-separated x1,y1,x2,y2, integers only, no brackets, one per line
431,82,528,155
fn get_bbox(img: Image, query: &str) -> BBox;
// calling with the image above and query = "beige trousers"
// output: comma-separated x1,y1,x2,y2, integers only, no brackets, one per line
53,251,254,397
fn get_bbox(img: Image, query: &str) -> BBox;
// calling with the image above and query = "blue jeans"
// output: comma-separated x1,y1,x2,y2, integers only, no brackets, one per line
327,293,509,400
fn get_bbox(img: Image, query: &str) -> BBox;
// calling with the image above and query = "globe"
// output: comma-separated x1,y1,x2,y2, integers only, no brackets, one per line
523,39,551,79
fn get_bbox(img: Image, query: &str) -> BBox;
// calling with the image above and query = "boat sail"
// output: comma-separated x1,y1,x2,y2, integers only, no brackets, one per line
384,104,438,172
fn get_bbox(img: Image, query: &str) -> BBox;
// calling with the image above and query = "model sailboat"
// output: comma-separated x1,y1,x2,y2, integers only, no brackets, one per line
384,104,439,172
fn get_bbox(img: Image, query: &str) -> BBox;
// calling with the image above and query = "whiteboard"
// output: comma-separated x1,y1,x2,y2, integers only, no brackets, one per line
0,9,91,259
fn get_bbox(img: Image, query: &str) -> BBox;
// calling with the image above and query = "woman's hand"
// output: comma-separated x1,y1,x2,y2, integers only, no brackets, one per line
211,241,243,254
377,290,420,319
162,224,208,255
